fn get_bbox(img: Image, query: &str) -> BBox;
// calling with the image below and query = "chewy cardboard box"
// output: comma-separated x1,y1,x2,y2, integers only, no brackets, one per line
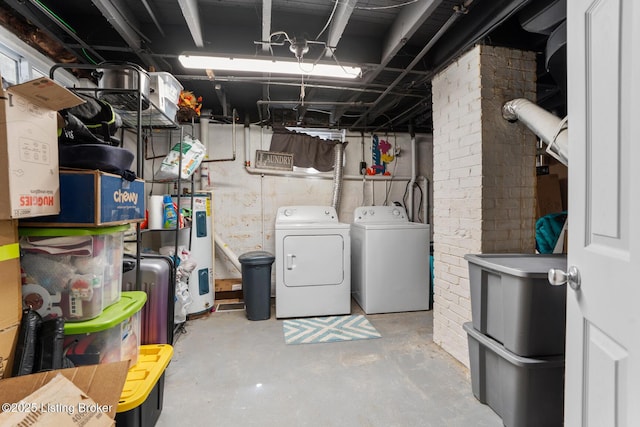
21,169,145,227
0,361,129,426
0,219,22,379
0,76,84,220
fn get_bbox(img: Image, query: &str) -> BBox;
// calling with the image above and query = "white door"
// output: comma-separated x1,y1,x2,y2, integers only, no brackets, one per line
283,234,345,287
564,0,640,425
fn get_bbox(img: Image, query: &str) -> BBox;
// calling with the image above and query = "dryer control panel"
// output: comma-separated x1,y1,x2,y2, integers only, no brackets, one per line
353,206,408,223
276,206,339,224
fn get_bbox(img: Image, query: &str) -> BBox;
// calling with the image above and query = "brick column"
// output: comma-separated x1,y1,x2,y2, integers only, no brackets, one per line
431,45,537,366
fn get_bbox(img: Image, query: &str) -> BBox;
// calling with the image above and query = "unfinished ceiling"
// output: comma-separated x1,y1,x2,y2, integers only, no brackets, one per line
1,0,566,133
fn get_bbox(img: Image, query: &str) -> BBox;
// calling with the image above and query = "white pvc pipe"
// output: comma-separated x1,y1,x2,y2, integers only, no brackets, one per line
214,233,241,273
200,117,209,145
502,98,568,165
245,165,417,181
244,122,251,167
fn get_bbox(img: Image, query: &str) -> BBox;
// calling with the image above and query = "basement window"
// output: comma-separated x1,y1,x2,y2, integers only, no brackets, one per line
269,126,346,173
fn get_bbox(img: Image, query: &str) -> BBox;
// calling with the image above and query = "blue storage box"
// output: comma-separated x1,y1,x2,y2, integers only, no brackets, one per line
21,169,145,227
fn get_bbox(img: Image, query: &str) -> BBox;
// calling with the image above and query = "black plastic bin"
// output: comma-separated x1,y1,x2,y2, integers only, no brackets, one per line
239,251,275,320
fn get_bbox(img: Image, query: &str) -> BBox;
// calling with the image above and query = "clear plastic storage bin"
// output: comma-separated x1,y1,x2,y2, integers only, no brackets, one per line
19,225,128,321
64,291,147,367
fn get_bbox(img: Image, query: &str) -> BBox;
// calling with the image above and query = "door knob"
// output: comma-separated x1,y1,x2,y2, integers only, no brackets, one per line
548,266,581,291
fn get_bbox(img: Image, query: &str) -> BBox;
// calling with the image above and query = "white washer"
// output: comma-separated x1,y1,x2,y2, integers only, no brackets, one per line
275,206,351,318
351,206,431,314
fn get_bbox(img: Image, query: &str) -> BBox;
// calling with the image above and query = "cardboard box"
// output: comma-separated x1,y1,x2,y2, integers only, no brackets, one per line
0,361,129,424
0,323,20,380
21,169,145,227
0,76,85,220
0,220,22,330
215,278,242,293
536,173,564,218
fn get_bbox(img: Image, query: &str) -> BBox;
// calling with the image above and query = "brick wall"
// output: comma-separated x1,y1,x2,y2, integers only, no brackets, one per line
431,45,537,366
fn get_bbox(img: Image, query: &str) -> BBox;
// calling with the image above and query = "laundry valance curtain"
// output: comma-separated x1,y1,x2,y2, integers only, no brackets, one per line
269,126,346,172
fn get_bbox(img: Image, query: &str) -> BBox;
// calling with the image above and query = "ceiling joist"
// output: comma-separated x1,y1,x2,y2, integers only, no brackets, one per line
91,0,159,69
324,0,357,57
178,0,204,48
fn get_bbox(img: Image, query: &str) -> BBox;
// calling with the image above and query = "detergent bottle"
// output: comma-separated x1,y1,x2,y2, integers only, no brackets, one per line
163,195,178,228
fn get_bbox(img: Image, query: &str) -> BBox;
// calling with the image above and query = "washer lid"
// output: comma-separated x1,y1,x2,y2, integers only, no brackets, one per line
353,206,409,223
351,222,430,231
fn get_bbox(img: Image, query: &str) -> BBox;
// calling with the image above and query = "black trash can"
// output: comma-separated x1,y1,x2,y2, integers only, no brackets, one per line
238,251,275,320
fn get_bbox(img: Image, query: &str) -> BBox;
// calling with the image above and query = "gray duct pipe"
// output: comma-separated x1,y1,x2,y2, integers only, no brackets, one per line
331,142,345,217
502,98,568,166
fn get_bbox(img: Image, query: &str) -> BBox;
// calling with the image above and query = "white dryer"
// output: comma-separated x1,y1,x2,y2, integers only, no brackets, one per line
275,206,351,318
351,206,431,314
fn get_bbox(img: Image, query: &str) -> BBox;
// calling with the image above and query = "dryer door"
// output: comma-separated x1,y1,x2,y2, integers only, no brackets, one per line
283,234,344,287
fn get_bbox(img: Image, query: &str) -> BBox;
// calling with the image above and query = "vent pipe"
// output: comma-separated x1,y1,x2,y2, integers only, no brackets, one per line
502,98,568,165
331,141,345,217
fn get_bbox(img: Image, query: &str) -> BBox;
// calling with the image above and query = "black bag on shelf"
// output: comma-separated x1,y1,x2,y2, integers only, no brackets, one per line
58,111,112,146
57,108,136,179
66,92,123,139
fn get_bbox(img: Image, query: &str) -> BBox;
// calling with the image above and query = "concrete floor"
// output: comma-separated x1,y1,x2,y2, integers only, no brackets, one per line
156,300,502,427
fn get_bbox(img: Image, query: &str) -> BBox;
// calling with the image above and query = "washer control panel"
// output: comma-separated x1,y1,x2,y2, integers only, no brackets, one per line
353,206,409,223
276,206,339,223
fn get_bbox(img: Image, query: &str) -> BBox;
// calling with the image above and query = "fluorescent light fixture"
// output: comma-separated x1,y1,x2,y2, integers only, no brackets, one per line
179,54,361,79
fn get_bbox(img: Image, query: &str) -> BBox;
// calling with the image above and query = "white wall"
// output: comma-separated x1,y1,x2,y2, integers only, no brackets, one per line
431,45,537,366
139,123,434,285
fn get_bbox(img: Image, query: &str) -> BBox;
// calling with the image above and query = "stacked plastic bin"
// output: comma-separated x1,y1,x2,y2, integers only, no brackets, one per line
63,291,146,366
19,225,147,368
19,225,129,323
115,344,174,427
463,254,568,427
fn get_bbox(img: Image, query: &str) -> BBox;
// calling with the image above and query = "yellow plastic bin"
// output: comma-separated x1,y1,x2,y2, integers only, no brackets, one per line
116,344,174,427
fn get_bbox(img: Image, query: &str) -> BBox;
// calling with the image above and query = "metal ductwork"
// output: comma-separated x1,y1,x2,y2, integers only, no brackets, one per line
331,142,345,217
502,98,568,165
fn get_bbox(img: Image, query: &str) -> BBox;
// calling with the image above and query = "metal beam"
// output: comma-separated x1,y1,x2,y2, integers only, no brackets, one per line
9,0,104,63
381,0,443,65
178,0,204,47
350,4,468,129
91,0,159,68
140,0,165,37
262,0,272,53
261,0,272,119
333,0,442,121
325,0,357,57
425,0,533,71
